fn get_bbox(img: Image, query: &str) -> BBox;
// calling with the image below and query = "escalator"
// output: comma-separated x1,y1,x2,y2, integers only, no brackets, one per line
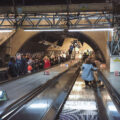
57,76,120,120
0,63,80,120
58,77,100,120
1,64,120,120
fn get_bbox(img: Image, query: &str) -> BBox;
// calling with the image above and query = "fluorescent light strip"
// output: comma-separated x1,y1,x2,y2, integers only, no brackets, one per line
69,28,113,32
24,29,64,32
24,28,113,32
0,30,13,32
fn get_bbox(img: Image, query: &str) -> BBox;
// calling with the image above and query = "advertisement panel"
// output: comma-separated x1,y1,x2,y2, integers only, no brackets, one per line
110,56,120,72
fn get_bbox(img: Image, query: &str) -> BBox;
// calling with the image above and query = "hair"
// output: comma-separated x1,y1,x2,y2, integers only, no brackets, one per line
43,56,49,60
85,58,91,64
10,57,16,63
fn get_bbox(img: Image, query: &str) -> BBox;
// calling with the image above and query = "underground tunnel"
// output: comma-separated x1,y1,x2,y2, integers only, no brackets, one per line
18,31,106,63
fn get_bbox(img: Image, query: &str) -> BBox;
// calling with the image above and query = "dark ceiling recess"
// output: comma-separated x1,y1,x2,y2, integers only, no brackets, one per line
18,32,105,63
0,0,106,6
19,32,65,53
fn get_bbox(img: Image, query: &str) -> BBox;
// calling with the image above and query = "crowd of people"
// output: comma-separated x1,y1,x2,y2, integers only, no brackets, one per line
7,48,106,88
8,53,70,78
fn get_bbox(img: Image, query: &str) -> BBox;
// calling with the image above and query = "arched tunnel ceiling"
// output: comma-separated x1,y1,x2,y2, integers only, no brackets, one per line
19,31,105,62
0,0,106,6
0,31,15,46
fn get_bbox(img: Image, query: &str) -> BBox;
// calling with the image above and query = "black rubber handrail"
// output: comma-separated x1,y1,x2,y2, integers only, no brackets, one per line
94,87,109,120
41,65,81,120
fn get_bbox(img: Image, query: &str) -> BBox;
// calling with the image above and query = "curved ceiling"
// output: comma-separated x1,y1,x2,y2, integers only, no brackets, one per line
19,31,106,62
0,0,106,6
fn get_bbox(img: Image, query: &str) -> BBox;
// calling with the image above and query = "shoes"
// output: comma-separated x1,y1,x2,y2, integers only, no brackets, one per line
88,82,97,88
98,84,104,88
85,85,90,88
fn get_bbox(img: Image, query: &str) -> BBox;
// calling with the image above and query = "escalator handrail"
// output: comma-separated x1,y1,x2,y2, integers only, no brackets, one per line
98,71,120,113
0,61,80,120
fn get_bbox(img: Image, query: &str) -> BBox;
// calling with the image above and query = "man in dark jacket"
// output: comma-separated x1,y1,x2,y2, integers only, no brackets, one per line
8,57,18,77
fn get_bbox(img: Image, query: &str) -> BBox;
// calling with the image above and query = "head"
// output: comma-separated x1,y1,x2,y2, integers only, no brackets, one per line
44,56,49,60
16,53,21,60
10,57,15,63
85,58,91,64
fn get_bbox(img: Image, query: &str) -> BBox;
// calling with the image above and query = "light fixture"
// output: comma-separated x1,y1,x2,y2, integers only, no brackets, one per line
24,28,114,32
24,29,64,32
69,28,113,32
0,30,13,33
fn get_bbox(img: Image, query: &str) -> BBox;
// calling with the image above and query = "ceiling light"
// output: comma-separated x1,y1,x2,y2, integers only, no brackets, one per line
69,28,113,32
24,29,64,32
0,30,13,32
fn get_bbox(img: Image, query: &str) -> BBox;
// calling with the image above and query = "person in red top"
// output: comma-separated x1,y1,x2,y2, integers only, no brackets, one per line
43,56,51,69
43,56,51,75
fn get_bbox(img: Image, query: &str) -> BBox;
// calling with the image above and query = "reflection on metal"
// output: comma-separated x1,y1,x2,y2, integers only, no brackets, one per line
64,101,97,110
29,103,48,109
58,77,98,120
108,102,118,112
101,89,120,120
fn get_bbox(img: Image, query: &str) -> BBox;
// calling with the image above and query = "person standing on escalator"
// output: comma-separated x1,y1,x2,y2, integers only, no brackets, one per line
81,58,98,88
43,56,51,75
8,57,18,77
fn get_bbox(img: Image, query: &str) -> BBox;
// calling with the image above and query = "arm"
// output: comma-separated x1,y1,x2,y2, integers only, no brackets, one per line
91,65,97,71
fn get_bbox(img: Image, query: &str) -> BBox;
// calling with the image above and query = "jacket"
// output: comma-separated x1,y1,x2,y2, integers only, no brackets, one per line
81,63,97,81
